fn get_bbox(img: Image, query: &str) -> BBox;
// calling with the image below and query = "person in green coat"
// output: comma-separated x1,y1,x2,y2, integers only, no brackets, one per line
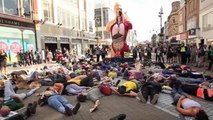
207,46,213,70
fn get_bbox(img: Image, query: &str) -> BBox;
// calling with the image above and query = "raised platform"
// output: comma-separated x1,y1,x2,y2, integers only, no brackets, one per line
105,57,135,63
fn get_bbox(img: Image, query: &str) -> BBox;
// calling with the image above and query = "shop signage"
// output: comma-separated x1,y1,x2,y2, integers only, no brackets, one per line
180,32,188,40
10,42,21,53
72,39,81,43
84,40,89,43
0,18,34,28
0,41,8,51
45,36,57,43
60,38,69,43
188,29,196,36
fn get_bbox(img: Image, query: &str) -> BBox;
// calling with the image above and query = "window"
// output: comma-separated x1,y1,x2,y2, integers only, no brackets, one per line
84,0,86,11
71,14,75,28
42,0,53,22
0,0,3,13
173,19,175,23
73,0,77,7
179,12,182,22
203,12,213,32
95,8,101,27
193,0,196,10
74,14,79,29
23,0,31,18
4,0,19,16
89,21,93,32
189,1,193,12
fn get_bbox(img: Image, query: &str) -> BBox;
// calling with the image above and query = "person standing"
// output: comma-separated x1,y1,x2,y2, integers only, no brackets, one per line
138,46,143,62
95,46,101,62
180,43,187,65
198,43,205,67
132,46,138,60
207,45,213,71
101,47,107,60
185,44,191,64
190,44,196,65
146,44,152,61
0,50,7,75
19,50,25,66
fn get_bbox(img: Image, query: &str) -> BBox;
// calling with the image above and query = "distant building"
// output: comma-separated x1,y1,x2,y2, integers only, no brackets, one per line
95,2,113,46
167,1,180,43
200,0,213,45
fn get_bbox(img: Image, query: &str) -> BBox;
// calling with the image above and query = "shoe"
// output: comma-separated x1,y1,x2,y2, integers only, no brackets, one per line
115,80,121,87
30,101,38,114
110,114,126,120
136,92,146,103
65,106,72,116
26,103,33,117
72,103,81,114
150,94,159,105
14,87,18,93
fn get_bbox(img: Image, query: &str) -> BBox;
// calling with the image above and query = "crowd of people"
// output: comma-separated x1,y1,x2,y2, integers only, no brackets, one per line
0,42,212,120
131,42,213,71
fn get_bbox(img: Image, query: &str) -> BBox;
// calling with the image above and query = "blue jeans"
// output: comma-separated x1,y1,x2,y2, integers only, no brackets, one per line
48,95,74,113
66,84,86,95
25,71,39,81
177,77,204,84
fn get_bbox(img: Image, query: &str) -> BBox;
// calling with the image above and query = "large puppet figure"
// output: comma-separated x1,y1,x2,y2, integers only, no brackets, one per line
106,3,132,57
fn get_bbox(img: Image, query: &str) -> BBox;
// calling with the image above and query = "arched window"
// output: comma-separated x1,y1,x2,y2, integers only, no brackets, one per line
173,18,176,23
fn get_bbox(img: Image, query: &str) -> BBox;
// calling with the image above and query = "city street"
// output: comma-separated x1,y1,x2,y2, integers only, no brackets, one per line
5,62,212,120
0,0,213,120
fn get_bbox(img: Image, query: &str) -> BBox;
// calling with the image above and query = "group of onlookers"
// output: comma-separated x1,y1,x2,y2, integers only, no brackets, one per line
131,42,213,71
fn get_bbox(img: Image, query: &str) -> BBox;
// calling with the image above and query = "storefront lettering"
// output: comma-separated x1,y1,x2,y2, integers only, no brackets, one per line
0,18,34,28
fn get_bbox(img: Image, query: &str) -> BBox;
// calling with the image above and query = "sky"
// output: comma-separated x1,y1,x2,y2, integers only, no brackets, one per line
96,0,178,42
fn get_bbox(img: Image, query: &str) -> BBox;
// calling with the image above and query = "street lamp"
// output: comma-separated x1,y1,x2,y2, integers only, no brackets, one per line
158,7,164,41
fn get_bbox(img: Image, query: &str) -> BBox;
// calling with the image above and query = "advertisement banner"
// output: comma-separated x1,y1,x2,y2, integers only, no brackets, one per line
9,40,22,63
0,39,9,63
27,44,34,51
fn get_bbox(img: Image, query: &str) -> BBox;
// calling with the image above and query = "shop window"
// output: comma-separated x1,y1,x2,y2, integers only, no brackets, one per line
4,0,19,16
23,0,31,18
0,0,3,13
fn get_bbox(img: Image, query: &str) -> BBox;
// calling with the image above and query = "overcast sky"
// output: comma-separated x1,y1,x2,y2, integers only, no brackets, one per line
96,0,178,42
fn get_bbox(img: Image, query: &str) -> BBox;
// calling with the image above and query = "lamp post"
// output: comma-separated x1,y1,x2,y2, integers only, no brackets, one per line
158,7,164,41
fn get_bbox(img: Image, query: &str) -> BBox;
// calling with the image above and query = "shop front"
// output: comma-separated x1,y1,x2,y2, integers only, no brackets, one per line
72,39,82,56
187,29,200,46
60,37,70,51
42,36,58,53
0,17,35,64
207,39,213,46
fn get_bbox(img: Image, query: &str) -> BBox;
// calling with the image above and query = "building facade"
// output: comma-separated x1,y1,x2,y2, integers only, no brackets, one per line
167,1,180,42
0,0,36,63
95,2,113,47
178,0,188,44
35,0,95,56
186,0,200,45
200,0,213,45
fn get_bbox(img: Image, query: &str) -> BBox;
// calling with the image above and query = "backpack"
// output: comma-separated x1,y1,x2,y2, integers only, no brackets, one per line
99,84,112,96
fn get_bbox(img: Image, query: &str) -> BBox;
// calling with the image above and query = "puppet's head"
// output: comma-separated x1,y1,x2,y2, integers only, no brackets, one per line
114,3,122,17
